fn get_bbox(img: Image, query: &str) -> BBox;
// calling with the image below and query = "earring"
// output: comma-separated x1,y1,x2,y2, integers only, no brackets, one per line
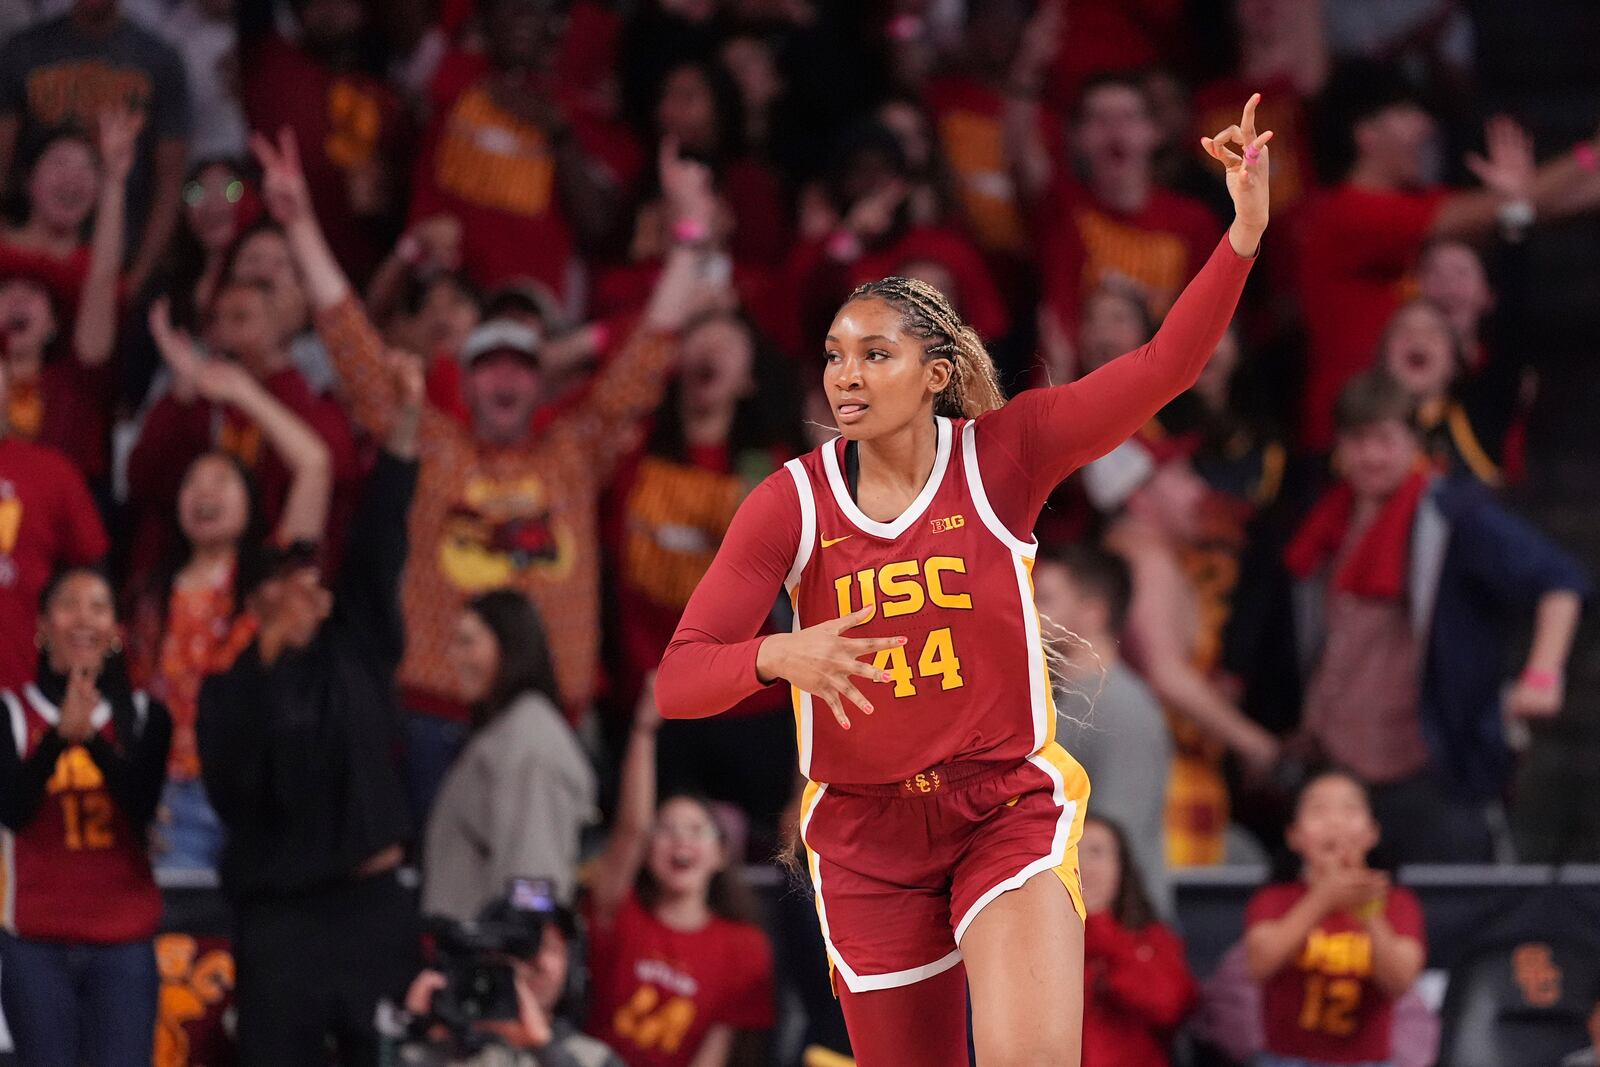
108,636,123,655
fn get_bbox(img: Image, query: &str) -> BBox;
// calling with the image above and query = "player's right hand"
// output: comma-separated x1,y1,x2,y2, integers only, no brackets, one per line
756,606,907,731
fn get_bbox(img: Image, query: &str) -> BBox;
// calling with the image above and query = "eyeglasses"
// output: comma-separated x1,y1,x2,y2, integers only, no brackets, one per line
184,178,245,207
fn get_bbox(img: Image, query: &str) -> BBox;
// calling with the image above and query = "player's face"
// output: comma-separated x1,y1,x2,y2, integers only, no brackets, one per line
1078,288,1149,374
1336,419,1420,503
1381,302,1457,401
1078,819,1123,916
178,453,252,550
447,609,501,706
1288,775,1379,872
680,316,754,418
1417,241,1492,326
647,797,725,900
465,351,543,445
39,572,118,673
824,298,953,441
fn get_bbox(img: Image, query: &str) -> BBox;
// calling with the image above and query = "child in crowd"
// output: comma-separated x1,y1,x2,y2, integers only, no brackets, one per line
1245,770,1426,1067
1079,814,1196,1067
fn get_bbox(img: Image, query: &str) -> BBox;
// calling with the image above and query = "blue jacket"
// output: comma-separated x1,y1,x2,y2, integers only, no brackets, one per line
1294,475,1590,801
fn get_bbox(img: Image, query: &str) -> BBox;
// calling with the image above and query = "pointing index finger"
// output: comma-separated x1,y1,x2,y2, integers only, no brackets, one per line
1241,92,1260,143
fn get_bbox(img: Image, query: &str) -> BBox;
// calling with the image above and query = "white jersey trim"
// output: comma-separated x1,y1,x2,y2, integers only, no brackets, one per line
961,422,1051,751
952,752,1078,945
784,460,817,779
821,416,953,540
24,683,111,734
801,783,964,992
960,420,1038,559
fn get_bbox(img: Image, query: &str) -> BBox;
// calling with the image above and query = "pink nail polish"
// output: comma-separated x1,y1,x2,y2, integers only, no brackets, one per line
897,636,908,645
1244,146,1260,164
864,704,874,714
841,720,850,730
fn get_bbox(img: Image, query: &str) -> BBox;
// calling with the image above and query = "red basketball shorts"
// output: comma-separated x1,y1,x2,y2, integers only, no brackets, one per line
797,741,1090,993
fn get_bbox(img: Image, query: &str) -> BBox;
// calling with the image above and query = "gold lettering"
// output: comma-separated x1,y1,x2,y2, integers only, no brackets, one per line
877,560,925,618
926,557,972,609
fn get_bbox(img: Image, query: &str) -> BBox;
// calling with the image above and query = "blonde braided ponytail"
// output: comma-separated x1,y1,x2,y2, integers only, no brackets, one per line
845,276,1007,419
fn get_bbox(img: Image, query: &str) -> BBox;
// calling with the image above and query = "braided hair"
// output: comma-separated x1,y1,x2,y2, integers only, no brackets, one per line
845,276,1007,419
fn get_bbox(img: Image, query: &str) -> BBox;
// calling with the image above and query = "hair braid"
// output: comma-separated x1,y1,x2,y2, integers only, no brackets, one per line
846,276,1007,419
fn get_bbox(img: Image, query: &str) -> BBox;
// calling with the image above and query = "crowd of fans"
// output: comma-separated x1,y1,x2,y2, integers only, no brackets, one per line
0,0,1596,1064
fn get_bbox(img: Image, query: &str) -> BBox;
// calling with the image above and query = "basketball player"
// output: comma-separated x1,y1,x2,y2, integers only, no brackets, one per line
656,97,1272,1065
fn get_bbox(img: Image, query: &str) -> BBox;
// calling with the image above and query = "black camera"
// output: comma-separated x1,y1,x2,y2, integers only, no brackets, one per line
422,879,569,1039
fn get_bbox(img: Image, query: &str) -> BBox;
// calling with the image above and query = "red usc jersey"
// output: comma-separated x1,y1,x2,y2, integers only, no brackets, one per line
1246,881,1426,1063
1,685,162,943
586,893,774,1067
783,416,1056,785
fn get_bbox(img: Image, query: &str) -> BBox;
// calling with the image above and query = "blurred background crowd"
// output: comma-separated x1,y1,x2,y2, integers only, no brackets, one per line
0,0,1598,1064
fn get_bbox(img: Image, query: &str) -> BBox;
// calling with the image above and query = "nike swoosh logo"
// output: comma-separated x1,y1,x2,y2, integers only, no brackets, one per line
821,534,853,548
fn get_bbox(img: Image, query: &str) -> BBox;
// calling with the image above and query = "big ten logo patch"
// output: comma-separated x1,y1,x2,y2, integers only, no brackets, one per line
929,514,965,534
155,934,235,1067
439,473,574,590
1512,943,1562,1008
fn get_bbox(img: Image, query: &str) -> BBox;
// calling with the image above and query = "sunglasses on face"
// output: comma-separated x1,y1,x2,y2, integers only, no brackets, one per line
184,178,245,206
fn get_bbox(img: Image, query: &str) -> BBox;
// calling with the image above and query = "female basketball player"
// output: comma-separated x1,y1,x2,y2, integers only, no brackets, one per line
656,96,1272,1067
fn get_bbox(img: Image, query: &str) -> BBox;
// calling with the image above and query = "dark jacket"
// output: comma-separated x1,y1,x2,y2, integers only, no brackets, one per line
1294,474,1590,800
198,452,416,899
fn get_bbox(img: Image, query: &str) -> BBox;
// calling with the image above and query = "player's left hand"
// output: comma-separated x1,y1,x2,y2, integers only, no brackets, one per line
1203,93,1273,248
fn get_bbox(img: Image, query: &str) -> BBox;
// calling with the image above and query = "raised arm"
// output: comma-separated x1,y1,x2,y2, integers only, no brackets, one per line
977,95,1268,531
74,108,141,366
586,678,660,927
254,127,405,440
150,298,332,546
559,140,731,476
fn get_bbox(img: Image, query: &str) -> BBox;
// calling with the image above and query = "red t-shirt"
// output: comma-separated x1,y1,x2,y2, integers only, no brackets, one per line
1294,183,1447,450
1043,0,1185,112
0,437,108,689
604,442,790,717
586,893,775,1067
6,355,115,483
924,75,1062,259
410,73,644,295
241,36,408,285
1040,179,1220,331
1245,881,1426,1063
